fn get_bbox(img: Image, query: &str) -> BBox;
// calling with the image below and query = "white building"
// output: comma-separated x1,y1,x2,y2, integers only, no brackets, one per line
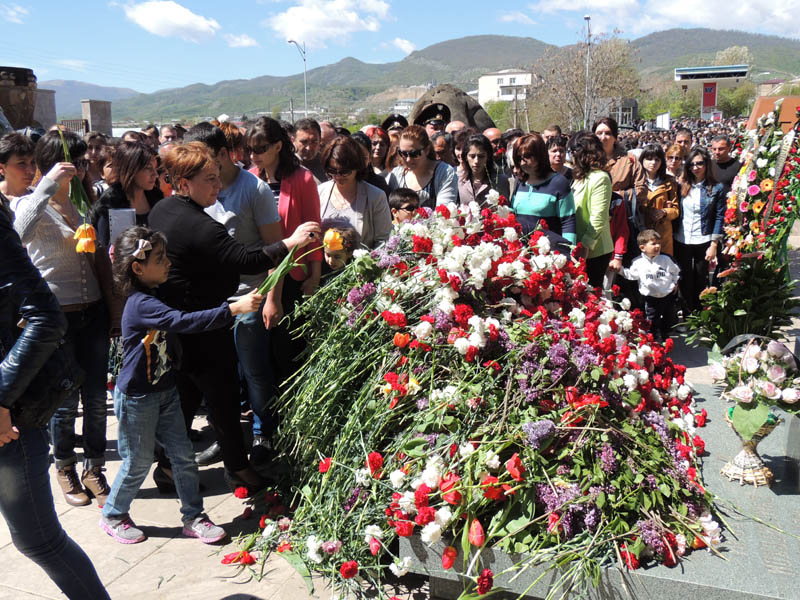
478,69,533,107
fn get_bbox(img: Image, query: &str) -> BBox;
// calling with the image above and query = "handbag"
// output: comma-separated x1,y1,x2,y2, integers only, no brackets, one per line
10,327,85,429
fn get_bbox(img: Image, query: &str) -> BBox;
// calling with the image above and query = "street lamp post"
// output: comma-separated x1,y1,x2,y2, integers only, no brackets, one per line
584,15,591,129
287,39,308,118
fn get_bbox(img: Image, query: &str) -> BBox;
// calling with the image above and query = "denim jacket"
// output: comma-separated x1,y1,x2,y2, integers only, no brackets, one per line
0,200,67,410
674,182,726,242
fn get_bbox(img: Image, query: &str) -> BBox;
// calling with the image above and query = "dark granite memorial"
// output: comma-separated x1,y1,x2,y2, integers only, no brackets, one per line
400,383,800,600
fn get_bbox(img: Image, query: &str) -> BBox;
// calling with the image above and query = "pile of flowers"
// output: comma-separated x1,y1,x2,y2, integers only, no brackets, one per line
687,102,800,347
710,338,800,441
233,195,719,598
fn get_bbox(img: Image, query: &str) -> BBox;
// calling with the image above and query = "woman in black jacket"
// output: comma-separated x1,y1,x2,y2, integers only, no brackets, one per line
92,141,163,248
0,199,110,599
148,142,319,491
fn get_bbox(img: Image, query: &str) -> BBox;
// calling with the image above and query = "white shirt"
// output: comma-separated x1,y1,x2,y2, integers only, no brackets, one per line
675,182,711,245
622,253,680,298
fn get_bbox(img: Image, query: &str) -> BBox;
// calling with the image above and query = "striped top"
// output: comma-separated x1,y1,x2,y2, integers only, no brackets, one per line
511,172,576,243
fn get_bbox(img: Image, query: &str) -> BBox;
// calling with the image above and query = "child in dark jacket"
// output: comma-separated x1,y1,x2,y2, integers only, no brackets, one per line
99,226,263,545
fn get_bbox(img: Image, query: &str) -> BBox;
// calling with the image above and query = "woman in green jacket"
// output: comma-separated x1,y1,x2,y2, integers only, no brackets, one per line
570,132,613,288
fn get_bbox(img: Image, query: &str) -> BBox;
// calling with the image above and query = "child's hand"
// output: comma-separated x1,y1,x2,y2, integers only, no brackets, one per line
230,291,264,316
285,222,322,250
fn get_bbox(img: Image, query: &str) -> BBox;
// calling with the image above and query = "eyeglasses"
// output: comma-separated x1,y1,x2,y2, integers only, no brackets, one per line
326,167,353,177
398,148,424,159
666,156,682,162
72,158,89,170
690,161,706,169
247,142,274,155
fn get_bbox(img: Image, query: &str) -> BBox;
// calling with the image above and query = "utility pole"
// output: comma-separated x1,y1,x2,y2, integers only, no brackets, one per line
584,15,591,129
288,39,308,118
290,98,294,123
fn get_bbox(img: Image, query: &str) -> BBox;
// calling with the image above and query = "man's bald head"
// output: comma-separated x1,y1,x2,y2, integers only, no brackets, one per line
445,120,466,134
483,127,502,149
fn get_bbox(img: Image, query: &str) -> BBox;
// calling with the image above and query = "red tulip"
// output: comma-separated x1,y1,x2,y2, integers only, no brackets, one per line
468,518,485,547
369,536,381,556
442,546,457,570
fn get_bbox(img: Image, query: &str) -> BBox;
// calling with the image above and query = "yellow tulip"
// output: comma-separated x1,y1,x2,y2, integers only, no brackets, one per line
73,223,97,240
75,238,96,253
323,229,344,251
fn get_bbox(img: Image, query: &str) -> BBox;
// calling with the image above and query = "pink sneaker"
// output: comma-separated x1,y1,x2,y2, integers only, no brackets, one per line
182,515,227,544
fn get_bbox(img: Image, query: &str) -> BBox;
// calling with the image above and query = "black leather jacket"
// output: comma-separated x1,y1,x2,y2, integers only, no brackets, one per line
0,200,67,410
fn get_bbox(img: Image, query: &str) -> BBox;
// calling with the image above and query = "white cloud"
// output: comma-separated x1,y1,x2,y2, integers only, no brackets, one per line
0,3,28,23
53,59,89,72
391,37,415,54
121,1,221,43
225,33,260,47
265,0,390,48
526,0,800,39
499,11,535,25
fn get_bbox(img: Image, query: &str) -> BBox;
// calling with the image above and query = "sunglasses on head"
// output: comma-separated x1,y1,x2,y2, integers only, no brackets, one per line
247,142,274,155
326,167,353,177
398,148,424,159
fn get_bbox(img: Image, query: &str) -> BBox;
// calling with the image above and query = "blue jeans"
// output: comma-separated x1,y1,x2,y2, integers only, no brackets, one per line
0,427,110,599
234,305,275,438
50,301,110,468
103,387,203,523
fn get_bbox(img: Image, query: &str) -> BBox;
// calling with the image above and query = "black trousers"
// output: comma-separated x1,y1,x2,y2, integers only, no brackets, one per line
585,253,612,289
674,241,712,313
174,327,249,473
643,293,676,337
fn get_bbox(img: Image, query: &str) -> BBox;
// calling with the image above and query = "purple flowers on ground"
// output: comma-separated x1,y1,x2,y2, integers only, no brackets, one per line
599,443,618,473
522,420,556,449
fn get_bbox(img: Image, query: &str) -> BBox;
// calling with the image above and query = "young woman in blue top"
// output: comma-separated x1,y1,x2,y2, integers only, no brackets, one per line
510,133,576,242
100,226,265,545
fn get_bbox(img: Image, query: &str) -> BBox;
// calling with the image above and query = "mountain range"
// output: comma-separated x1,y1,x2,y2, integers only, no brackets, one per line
45,28,800,121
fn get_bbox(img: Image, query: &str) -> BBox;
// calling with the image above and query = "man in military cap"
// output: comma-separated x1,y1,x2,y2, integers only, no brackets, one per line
381,113,408,133
423,105,448,138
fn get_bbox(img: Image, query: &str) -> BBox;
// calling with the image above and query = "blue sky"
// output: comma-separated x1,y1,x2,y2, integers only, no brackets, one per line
1,0,798,93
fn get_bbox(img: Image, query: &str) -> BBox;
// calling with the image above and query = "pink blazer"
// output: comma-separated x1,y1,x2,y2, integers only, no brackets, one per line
250,165,321,281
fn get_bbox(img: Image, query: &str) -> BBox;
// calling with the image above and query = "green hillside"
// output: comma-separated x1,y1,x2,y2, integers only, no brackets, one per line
102,29,799,122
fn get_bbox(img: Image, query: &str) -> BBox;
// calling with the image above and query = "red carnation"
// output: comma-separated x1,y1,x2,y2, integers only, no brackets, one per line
693,435,705,454
505,453,525,481
415,506,436,526
477,568,494,594
620,546,640,569
366,451,383,476
453,304,474,328
233,486,249,499
394,520,414,537
319,457,332,473
340,560,359,579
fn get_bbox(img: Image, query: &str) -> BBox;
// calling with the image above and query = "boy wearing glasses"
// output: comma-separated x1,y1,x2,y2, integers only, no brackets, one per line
388,188,420,224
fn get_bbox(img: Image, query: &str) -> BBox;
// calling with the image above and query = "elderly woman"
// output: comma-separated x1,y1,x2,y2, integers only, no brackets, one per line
570,132,613,288
458,133,510,206
388,125,458,209
11,131,113,507
148,142,320,491
318,136,392,250
673,147,726,312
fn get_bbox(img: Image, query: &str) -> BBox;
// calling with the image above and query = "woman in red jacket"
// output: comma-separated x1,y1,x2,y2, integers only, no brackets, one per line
246,118,322,423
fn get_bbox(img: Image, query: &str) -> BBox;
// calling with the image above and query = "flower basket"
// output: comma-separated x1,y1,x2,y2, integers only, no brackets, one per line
720,413,783,487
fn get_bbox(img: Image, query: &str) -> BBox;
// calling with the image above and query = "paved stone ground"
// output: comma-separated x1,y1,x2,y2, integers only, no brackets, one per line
3,225,799,600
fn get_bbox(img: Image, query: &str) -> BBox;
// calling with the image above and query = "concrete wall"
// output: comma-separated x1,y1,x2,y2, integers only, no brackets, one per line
81,99,112,135
34,88,56,128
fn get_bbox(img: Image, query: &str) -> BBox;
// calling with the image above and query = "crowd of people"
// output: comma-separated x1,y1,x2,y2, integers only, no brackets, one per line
0,109,742,598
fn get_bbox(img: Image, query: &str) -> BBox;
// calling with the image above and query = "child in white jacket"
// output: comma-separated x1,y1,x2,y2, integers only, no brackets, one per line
621,229,680,342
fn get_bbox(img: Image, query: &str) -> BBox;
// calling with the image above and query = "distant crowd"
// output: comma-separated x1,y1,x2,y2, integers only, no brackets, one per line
0,110,743,598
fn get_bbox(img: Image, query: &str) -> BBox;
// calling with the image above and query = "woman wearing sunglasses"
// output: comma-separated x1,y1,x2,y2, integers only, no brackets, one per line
673,147,726,312
318,136,392,250
388,125,458,209
664,144,686,181
92,141,163,248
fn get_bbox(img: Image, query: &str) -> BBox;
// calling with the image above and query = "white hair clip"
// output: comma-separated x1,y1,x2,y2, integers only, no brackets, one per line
132,239,152,260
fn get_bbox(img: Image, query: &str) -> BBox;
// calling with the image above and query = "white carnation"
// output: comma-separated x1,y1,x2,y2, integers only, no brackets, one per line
484,449,501,470
389,556,412,577
420,522,443,544
389,469,406,489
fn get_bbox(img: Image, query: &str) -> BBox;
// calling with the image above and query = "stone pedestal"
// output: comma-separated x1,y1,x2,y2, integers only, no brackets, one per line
401,383,800,600
81,99,112,136
33,88,56,129
0,66,37,128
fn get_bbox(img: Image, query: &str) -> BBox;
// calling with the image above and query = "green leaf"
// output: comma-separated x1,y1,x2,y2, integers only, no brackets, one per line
596,492,606,509
733,309,748,316
278,552,315,594
658,483,671,497
625,391,641,407
256,246,300,295
403,438,429,457
731,403,771,441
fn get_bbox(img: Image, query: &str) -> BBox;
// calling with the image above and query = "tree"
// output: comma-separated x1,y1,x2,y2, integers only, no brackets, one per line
717,81,756,117
714,45,754,67
485,101,512,131
527,31,640,131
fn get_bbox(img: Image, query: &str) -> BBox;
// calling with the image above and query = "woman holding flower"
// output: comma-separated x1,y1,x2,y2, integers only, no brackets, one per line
458,134,510,206
318,136,392,250
388,125,458,209
11,131,113,507
148,142,320,491
673,147,726,312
